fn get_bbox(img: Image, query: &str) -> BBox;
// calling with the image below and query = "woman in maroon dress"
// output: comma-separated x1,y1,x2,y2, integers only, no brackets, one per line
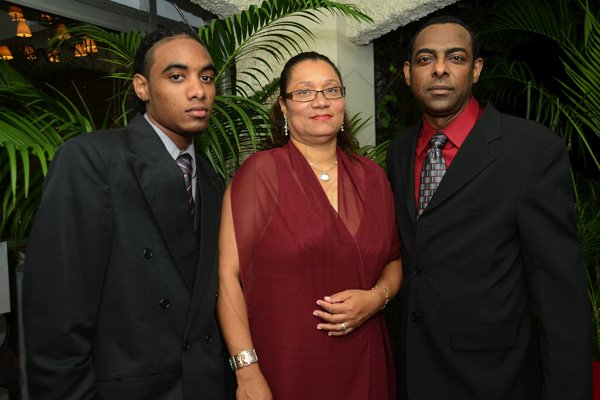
217,52,403,400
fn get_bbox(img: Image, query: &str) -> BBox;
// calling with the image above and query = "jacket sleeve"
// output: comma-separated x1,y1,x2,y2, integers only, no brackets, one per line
23,137,112,400
517,138,591,400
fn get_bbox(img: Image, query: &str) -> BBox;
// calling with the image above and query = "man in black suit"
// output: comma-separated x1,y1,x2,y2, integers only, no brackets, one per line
387,16,591,400
23,29,233,399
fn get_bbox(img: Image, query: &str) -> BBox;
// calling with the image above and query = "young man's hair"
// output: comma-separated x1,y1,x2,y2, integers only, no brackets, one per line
132,28,207,112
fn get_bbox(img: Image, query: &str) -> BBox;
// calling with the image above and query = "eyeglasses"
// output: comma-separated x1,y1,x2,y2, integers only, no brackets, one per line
285,86,346,102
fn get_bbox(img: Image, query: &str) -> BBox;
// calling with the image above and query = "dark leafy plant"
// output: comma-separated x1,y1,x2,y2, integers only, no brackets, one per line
0,63,96,237
476,0,600,175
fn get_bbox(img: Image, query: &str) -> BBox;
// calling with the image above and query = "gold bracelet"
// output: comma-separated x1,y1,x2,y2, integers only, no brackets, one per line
372,284,390,310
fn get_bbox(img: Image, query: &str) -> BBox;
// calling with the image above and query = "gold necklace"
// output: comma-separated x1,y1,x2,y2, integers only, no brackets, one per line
308,160,338,182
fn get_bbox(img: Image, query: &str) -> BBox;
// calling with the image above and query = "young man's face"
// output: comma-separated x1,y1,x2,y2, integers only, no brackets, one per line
404,23,483,122
133,36,216,148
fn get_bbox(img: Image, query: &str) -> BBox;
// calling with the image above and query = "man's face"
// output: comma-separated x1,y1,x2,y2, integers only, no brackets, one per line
133,36,216,148
404,23,483,122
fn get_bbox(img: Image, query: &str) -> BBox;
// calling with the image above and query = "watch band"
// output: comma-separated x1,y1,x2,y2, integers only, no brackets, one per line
229,348,258,371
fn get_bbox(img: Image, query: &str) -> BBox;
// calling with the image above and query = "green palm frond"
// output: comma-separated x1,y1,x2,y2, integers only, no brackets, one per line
348,112,372,136
200,95,270,179
0,163,43,240
477,0,578,47
477,58,564,130
478,0,599,174
0,112,60,237
350,112,384,168
0,60,97,240
52,25,143,75
357,140,390,170
50,26,145,125
559,4,600,171
199,0,372,95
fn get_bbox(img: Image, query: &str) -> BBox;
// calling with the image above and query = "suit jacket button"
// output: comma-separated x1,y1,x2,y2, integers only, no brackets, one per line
413,265,422,275
204,335,214,344
143,248,153,259
183,340,192,351
410,312,420,322
159,298,170,309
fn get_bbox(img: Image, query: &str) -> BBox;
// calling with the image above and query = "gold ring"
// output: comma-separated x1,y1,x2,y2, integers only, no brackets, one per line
340,322,347,331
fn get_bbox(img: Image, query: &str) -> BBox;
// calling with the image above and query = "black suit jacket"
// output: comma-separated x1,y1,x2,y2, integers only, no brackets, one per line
387,103,591,400
23,115,234,400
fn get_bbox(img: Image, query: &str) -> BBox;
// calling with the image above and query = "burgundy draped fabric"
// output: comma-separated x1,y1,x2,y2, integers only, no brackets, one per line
231,141,401,399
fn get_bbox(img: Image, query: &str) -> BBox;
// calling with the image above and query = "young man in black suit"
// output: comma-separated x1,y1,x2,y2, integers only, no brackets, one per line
24,29,233,399
387,16,591,400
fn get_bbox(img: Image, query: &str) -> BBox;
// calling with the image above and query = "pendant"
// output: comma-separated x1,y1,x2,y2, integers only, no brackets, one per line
319,172,331,181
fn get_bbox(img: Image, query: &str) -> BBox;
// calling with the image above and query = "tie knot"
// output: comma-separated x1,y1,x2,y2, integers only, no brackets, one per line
430,132,447,149
176,153,193,174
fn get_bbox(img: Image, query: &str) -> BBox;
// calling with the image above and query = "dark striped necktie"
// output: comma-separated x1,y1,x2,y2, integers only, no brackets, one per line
176,153,195,215
418,132,447,216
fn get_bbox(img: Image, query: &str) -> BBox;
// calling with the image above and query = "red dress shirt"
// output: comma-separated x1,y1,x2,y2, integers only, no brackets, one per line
414,97,484,207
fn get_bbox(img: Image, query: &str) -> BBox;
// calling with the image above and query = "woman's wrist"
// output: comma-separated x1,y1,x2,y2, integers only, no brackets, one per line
371,284,390,310
235,362,262,379
229,348,258,371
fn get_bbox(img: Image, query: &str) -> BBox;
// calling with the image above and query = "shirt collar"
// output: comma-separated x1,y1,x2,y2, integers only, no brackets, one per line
417,96,480,155
144,113,196,176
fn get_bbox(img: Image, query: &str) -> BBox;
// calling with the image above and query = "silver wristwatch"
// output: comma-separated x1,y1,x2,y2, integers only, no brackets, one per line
229,348,258,371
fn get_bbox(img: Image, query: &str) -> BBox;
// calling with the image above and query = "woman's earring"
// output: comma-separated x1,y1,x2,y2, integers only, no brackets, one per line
340,122,344,132
284,116,289,136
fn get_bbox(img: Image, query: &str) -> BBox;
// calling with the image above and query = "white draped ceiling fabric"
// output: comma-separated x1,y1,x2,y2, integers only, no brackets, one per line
192,0,458,45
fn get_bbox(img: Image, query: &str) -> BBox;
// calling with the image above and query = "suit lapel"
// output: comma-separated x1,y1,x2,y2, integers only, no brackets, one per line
399,127,419,226
127,115,197,293
185,154,223,332
424,104,504,214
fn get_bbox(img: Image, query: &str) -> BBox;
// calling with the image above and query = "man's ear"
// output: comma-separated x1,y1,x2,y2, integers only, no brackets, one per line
133,73,149,102
472,57,484,84
403,61,411,87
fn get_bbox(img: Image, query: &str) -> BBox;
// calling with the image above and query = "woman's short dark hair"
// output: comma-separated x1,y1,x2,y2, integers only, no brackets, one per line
264,51,358,153
132,28,206,113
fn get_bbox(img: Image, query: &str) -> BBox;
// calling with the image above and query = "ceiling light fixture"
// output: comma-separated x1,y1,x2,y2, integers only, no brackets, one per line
8,6,24,22
40,13,54,25
24,46,37,61
0,46,14,61
84,39,98,53
75,42,87,57
56,23,71,40
48,49,60,63
16,20,32,38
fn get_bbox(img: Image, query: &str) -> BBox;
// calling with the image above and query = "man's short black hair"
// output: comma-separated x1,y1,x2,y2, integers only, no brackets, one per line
132,28,207,112
133,28,206,78
407,15,480,62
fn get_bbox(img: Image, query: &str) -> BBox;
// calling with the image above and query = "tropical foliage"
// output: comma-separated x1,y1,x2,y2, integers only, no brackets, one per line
0,0,371,240
475,0,599,176
0,63,96,239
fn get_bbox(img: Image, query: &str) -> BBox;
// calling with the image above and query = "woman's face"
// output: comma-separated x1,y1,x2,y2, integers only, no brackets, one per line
279,59,345,145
